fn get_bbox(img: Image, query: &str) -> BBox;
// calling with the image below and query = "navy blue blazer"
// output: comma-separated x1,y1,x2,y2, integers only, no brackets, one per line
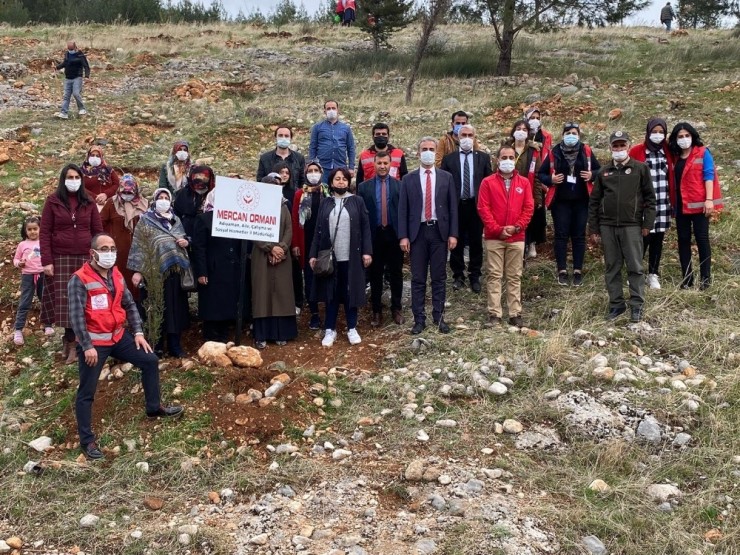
398,168,458,243
357,176,401,238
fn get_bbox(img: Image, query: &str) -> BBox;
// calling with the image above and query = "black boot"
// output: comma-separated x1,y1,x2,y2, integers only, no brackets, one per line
168,333,185,358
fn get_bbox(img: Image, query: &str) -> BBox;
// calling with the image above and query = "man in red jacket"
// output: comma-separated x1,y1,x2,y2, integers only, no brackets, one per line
477,145,534,327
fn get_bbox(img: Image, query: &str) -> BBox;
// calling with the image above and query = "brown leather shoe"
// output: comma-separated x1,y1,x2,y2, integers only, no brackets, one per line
392,309,405,325
371,312,382,327
65,341,78,364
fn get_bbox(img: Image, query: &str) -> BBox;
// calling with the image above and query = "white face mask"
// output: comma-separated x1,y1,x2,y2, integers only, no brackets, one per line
120,193,135,202
94,250,117,269
528,118,541,131
175,150,189,162
155,199,171,213
513,130,528,142
325,109,338,121
276,137,291,149
306,172,322,185
612,150,628,162
419,151,436,166
649,133,665,145
677,137,692,150
88,156,102,167
65,178,81,192
459,138,474,152
498,159,516,174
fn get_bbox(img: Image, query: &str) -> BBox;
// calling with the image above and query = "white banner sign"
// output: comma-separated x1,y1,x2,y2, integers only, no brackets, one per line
212,176,283,241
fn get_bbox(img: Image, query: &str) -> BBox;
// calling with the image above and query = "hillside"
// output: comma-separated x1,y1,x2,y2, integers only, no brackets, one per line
0,20,739,555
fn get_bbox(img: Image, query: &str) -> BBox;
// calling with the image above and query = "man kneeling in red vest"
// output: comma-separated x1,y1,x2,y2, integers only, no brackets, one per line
68,233,183,460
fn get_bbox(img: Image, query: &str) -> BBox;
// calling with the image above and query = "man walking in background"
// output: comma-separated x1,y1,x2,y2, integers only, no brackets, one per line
55,41,90,119
660,2,675,31
441,124,492,293
309,100,356,183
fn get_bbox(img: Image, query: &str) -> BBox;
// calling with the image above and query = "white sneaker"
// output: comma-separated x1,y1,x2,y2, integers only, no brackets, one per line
527,244,537,258
647,274,661,290
55,112,69,119
13,330,24,345
321,329,337,347
347,328,361,345
295,306,301,316
78,109,87,115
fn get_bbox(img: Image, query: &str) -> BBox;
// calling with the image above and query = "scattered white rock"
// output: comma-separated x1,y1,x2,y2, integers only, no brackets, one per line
435,419,457,428
636,416,662,444
28,436,52,452
647,483,683,502
333,449,352,460
249,533,269,545
178,533,191,545
79,514,100,527
130,530,143,539
135,462,149,473
502,419,524,434
488,382,508,395
582,535,607,555
416,430,429,442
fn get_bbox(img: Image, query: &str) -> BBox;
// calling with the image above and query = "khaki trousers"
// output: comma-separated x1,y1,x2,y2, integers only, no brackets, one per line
484,240,525,318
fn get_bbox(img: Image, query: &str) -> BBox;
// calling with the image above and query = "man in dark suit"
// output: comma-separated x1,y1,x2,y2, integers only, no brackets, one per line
440,124,492,293
399,137,459,334
358,152,405,327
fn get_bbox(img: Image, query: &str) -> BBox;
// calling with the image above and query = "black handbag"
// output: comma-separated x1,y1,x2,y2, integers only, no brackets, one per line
313,201,344,278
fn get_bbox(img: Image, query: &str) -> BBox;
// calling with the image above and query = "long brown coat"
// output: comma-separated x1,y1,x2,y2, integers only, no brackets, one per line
251,204,294,319
100,199,141,301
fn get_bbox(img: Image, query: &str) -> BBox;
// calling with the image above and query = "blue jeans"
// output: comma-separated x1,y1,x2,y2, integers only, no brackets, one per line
75,331,161,445
14,274,46,330
550,199,588,272
61,77,85,114
324,261,358,330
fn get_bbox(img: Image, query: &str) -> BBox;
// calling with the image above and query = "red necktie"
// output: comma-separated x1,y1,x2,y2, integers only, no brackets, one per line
380,178,388,227
424,170,432,221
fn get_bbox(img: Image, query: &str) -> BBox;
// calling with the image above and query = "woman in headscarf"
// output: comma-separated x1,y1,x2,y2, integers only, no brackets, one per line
128,188,190,357
667,122,723,290
100,174,149,301
524,107,553,160
538,122,600,287
628,118,673,290
81,145,120,211
291,160,329,330
309,168,372,348
158,140,191,193
251,173,297,349
509,119,545,259
173,164,215,240
40,163,103,363
191,189,251,342
273,160,303,316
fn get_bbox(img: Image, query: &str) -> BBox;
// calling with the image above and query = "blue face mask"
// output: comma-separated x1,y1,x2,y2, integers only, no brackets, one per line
453,124,463,136
563,134,580,147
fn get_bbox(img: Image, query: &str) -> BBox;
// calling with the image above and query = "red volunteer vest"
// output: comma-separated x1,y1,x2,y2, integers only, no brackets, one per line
359,147,404,180
670,146,723,215
74,262,127,346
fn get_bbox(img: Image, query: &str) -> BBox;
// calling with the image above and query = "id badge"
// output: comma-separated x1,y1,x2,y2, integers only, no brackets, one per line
567,175,577,184
91,293,109,310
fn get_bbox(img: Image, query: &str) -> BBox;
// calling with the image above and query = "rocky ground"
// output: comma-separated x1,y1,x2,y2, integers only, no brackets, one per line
0,21,739,555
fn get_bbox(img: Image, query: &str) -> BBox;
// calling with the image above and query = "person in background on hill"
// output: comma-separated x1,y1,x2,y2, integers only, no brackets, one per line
356,123,408,184
399,137,458,335
251,173,297,349
40,164,103,364
256,126,306,189
435,111,480,167
358,151,405,327
292,160,329,331
309,168,372,347
628,118,672,290
100,174,148,306
129,188,190,358
335,0,345,23
13,216,54,345
272,160,304,315
159,140,191,193
192,189,251,342
70,233,183,461
309,100,356,183
668,122,723,290
538,122,600,287
54,40,89,120
173,165,215,241
343,0,356,26
660,2,675,31
440,124,492,293
478,144,534,328
524,107,553,161
509,120,546,260
81,145,120,212
589,131,656,323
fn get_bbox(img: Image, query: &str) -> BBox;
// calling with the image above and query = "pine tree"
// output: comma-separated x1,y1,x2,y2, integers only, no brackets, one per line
358,0,415,50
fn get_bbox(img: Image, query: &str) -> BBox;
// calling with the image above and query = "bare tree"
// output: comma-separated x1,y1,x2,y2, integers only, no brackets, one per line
405,0,452,105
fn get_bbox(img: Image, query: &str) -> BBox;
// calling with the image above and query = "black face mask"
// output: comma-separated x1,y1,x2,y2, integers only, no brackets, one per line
373,136,389,149
332,187,349,196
